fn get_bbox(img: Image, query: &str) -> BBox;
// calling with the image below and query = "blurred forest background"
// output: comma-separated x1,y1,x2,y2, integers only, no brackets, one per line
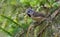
0,0,60,37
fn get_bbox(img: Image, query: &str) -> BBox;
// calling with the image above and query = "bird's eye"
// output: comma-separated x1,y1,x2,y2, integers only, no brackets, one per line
28,11,31,13
27,9,34,13
28,11,30,13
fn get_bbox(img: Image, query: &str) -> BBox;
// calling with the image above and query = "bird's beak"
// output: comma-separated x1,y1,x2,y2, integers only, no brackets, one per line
27,14,31,17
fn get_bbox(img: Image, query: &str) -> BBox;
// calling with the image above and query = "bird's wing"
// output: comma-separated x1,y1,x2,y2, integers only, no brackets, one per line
31,16,45,22
33,12,45,17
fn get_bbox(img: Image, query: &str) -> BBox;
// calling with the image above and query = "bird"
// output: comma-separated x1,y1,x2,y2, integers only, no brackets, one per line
26,8,46,22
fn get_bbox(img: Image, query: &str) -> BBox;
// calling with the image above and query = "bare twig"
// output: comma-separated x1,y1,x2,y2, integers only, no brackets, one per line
37,8,60,37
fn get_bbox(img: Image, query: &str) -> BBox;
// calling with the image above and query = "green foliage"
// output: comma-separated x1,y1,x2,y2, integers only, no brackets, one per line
0,0,60,37
20,0,59,7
